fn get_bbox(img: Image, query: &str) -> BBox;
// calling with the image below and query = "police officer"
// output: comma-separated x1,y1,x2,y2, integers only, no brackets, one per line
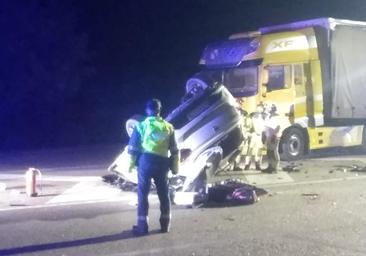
263,104,281,173
128,98,179,236
244,105,265,170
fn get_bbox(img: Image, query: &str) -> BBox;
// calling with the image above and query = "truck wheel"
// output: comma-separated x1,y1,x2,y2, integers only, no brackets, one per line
280,127,306,161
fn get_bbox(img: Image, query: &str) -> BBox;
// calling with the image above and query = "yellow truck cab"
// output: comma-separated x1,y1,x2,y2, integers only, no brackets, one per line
195,17,366,160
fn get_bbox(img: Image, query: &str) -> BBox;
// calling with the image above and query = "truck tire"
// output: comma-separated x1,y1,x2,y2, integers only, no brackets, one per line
280,127,306,161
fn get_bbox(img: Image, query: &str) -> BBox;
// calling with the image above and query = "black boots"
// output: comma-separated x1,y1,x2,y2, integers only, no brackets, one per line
160,217,170,233
255,161,261,171
261,166,278,174
133,218,170,235
132,220,148,236
244,162,261,171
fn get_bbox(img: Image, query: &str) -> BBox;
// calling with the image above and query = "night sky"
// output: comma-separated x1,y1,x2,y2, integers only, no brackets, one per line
1,0,366,150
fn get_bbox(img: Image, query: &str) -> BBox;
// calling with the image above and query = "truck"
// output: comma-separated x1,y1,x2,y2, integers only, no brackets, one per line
190,17,366,161
110,17,366,205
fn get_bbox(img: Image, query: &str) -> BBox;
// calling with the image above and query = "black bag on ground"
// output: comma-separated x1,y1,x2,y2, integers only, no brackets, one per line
207,179,258,205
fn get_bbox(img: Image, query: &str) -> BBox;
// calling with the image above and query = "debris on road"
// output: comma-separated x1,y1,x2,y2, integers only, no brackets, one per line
103,175,266,207
102,174,138,192
331,164,366,173
205,179,265,206
301,193,319,200
282,162,302,172
350,164,366,172
331,165,349,173
224,216,235,221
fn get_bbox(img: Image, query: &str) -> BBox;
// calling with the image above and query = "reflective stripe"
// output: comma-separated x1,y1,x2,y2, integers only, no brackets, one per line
138,216,149,222
160,213,171,219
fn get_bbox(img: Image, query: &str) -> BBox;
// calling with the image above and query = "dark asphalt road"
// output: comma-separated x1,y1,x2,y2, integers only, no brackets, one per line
0,177,366,256
0,146,366,255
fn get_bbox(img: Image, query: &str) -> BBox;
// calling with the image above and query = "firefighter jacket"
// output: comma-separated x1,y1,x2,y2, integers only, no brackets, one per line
128,116,179,173
241,115,253,140
247,112,265,153
251,113,265,137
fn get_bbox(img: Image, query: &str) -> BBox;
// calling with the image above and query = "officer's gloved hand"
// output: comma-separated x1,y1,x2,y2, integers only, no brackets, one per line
170,154,179,175
127,155,137,173
128,165,135,173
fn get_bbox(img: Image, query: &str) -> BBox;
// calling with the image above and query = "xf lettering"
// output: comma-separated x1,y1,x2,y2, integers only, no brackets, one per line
272,40,293,49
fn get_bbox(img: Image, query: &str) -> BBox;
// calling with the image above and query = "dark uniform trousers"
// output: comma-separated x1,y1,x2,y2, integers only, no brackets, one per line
137,153,171,227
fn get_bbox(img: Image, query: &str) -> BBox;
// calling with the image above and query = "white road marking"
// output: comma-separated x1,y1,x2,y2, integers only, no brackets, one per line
46,180,122,204
47,180,158,205
0,197,132,212
264,173,366,188
0,172,365,212
0,182,158,212
0,183,6,191
245,171,294,185
0,173,101,182
41,176,101,182
314,157,366,162
0,174,24,180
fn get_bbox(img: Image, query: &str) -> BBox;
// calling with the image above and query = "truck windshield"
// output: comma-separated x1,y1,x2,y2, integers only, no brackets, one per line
223,66,258,97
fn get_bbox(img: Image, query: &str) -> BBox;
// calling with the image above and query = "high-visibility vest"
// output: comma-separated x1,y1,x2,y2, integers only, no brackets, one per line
136,116,175,157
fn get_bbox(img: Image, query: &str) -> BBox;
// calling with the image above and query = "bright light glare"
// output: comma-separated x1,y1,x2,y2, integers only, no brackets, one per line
174,191,197,205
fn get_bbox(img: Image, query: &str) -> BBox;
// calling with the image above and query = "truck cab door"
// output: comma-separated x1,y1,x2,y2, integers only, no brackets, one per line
262,64,295,121
293,63,315,126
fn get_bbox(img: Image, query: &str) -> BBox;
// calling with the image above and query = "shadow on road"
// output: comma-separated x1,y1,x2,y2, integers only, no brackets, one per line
0,230,155,255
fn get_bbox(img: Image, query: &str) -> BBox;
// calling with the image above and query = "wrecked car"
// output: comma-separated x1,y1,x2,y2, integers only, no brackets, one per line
109,79,243,205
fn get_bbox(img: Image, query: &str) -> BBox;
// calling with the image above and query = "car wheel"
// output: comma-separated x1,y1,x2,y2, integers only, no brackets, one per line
125,115,145,137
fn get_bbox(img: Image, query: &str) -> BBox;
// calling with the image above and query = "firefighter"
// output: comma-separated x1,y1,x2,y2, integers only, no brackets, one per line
128,98,179,236
263,104,281,173
238,109,252,170
244,105,265,170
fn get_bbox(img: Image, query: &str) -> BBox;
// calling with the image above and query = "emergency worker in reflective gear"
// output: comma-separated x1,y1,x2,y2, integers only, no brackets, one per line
239,109,252,170
263,104,281,173
128,98,179,236
244,105,265,170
